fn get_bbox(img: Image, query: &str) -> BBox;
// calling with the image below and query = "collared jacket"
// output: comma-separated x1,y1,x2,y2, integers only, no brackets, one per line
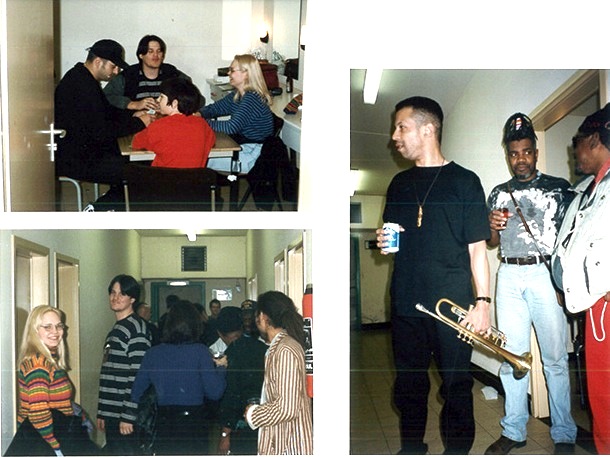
248,331,313,455
552,170,610,313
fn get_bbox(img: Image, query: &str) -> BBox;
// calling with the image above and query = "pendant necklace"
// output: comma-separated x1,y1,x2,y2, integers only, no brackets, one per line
415,160,445,228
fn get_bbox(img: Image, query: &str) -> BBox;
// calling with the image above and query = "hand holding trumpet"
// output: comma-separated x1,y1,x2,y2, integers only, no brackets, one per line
459,300,492,337
416,299,532,379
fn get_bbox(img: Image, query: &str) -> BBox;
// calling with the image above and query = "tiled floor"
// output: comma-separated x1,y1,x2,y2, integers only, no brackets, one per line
350,328,595,455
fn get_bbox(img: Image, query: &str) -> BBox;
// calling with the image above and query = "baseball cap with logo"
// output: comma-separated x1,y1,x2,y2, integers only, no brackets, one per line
88,39,129,69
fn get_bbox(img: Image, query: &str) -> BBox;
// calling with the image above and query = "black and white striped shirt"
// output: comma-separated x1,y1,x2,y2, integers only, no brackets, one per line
97,313,151,423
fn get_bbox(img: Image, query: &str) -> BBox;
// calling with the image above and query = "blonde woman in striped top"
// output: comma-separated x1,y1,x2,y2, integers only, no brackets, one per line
245,291,313,454
7,305,97,456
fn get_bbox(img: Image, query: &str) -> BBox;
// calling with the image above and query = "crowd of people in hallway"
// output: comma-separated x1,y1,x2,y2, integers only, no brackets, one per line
376,96,610,455
6,275,313,455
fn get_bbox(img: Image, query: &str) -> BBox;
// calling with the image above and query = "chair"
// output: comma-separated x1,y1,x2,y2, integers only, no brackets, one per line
122,164,217,211
236,113,298,211
57,176,99,211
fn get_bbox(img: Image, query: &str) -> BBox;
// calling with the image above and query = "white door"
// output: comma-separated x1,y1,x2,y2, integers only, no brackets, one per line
1,0,56,211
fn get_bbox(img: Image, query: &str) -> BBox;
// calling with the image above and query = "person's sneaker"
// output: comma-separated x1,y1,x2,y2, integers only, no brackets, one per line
554,443,575,455
485,436,526,454
83,203,95,212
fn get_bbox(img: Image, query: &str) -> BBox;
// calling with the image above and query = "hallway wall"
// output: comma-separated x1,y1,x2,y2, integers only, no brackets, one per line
0,229,141,448
0,228,309,450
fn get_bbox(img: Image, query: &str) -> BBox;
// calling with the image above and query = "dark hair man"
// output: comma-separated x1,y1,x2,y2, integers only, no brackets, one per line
103,34,201,113
485,113,576,455
553,103,610,454
244,291,312,454
97,274,152,455
376,96,491,454
54,39,154,208
130,77,215,168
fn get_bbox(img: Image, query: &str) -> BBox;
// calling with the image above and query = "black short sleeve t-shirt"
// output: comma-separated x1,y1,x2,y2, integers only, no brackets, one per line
383,161,490,317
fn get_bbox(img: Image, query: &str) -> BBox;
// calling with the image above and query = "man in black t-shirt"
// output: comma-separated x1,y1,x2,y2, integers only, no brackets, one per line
376,96,491,455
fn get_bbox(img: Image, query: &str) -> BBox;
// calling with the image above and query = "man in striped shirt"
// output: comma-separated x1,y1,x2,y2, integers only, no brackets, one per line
103,35,198,115
97,274,152,455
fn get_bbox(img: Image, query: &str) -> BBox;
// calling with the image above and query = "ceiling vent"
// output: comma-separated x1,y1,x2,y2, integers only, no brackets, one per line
181,246,207,272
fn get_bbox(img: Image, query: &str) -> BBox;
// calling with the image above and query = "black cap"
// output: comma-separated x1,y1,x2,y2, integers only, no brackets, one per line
88,39,128,69
502,112,537,148
575,103,610,149
216,307,243,334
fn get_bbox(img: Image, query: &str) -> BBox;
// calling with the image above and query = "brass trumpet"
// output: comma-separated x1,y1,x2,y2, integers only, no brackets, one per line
415,298,532,379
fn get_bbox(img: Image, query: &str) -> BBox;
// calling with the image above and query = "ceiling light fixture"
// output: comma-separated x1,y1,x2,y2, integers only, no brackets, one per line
363,68,383,105
350,169,360,197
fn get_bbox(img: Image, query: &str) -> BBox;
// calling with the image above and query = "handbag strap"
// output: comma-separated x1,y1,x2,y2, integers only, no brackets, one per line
506,182,552,272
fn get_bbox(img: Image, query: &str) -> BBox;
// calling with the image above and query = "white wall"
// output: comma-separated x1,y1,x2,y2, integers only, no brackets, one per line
0,229,141,448
0,228,307,451
141,234,247,278
442,70,578,196
350,70,583,373
58,0,304,101
247,228,306,294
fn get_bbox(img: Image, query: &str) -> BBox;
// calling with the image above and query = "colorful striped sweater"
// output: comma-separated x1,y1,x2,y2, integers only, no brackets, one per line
17,353,73,450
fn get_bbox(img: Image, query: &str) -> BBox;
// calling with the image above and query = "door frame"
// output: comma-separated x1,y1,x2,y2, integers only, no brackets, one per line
55,253,81,402
525,69,606,418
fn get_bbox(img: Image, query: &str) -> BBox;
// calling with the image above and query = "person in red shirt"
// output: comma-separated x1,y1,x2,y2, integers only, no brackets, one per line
132,78,215,168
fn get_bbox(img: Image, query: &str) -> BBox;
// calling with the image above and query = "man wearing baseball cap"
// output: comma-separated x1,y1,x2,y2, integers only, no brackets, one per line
54,39,154,210
553,103,610,454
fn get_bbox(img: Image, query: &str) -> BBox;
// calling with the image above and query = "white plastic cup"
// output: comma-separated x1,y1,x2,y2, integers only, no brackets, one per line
382,223,400,253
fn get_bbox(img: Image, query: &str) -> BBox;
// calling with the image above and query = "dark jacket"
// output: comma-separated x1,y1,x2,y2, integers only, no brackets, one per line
219,335,268,429
54,63,144,183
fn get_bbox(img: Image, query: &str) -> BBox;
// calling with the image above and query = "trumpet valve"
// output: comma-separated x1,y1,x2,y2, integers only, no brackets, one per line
457,331,473,346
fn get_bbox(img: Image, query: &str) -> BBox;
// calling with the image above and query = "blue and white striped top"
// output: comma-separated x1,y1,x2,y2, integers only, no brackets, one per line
201,90,274,143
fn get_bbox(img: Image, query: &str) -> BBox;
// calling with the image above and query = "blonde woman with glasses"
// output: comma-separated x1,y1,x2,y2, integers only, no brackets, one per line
200,54,275,173
6,305,97,456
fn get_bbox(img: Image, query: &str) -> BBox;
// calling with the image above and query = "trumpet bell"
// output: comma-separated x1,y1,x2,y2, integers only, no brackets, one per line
415,299,532,380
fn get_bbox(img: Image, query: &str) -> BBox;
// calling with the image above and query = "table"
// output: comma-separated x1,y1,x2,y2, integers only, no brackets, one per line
119,131,240,161
119,131,243,210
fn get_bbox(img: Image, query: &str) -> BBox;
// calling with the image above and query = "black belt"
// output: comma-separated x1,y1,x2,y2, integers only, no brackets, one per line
501,255,551,266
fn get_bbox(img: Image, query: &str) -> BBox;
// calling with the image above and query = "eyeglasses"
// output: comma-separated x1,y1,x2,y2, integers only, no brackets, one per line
228,67,247,74
39,323,66,332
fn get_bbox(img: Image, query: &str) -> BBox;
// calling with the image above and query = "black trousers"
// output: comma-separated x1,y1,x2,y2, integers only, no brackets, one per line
392,314,475,454
154,405,209,455
102,417,139,456
5,411,99,456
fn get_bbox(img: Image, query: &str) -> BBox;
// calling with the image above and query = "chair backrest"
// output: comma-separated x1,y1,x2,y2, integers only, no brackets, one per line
272,112,284,137
123,164,217,211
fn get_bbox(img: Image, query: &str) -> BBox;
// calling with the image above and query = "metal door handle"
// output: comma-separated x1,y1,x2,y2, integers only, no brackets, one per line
40,123,66,161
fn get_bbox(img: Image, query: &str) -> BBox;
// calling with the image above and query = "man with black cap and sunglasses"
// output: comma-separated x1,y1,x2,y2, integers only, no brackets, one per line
485,113,576,455
553,103,610,455
54,39,154,210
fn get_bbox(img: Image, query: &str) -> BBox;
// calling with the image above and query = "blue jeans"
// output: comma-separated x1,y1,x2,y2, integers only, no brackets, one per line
495,263,577,443
207,142,262,173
